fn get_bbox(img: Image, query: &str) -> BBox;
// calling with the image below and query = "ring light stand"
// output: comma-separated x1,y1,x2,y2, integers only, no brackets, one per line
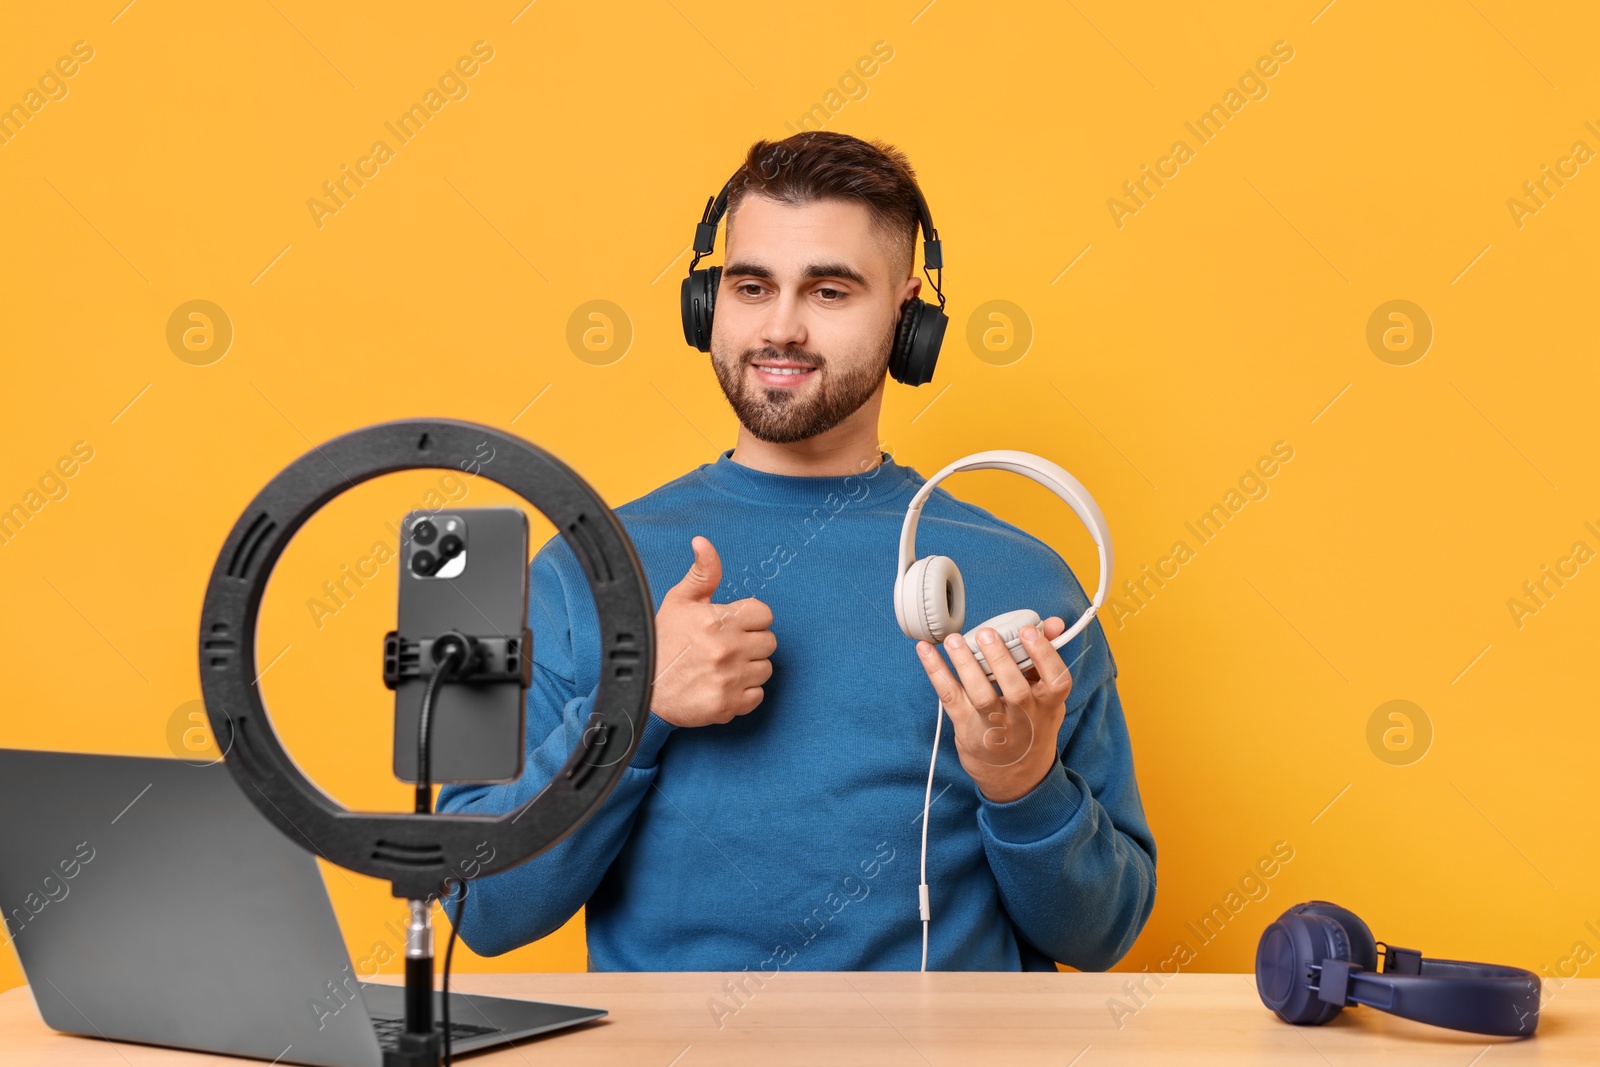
197,418,655,1067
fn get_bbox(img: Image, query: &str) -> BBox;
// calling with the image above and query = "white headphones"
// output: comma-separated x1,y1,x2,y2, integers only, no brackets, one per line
893,449,1114,677
892,449,1114,971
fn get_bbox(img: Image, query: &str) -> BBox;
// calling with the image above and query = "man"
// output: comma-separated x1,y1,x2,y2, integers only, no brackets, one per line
439,131,1156,973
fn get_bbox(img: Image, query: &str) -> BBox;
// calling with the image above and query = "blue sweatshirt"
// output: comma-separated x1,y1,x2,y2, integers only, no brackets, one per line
438,447,1157,972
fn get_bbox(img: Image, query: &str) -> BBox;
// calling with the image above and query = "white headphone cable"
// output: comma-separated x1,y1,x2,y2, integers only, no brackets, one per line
919,696,943,972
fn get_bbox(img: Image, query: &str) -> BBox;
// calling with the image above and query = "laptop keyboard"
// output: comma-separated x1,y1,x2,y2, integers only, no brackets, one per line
370,1014,498,1050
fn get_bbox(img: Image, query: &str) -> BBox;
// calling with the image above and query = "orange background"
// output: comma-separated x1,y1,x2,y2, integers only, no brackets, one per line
2,0,1598,994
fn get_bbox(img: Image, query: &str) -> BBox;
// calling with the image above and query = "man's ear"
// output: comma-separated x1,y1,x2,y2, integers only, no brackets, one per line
899,272,922,306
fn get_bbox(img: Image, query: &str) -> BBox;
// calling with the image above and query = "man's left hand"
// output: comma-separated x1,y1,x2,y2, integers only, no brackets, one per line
914,617,1074,804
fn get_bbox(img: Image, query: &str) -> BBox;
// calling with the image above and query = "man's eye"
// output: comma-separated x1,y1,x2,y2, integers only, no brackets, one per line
816,288,844,301
736,283,764,297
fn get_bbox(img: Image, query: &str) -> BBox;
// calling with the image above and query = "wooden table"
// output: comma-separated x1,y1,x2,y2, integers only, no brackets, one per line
1,971,1594,1065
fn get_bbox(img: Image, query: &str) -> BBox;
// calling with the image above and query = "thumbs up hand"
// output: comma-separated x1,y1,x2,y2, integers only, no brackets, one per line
650,537,777,728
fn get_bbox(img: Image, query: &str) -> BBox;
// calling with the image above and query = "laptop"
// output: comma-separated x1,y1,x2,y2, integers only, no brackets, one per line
0,748,606,1066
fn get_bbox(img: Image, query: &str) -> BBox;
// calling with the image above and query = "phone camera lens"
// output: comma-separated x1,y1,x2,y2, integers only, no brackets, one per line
438,534,464,558
412,550,436,576
413,520,438,545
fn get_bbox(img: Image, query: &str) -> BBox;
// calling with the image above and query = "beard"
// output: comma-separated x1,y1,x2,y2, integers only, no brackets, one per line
709,327,892,444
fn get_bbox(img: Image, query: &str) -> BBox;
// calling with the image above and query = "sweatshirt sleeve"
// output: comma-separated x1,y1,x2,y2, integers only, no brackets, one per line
436,538,675,957
973,613,1158,971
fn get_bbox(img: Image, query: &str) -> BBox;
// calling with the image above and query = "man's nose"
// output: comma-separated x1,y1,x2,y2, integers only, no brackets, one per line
760,293,807,348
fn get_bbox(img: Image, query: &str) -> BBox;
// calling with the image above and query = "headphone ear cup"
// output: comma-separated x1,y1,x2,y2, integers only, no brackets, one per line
1257,911,1350,1026
888,298,919,383
1296,901,1379,974
897,556,965,642
680,266,720,352
889,298,948,387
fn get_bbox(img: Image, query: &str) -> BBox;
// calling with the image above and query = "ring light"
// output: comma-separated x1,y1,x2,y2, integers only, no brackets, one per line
198,418,655,901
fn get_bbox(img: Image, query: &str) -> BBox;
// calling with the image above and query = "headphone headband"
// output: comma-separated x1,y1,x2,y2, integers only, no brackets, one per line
896,450,1113,651
1309,954,1541,1036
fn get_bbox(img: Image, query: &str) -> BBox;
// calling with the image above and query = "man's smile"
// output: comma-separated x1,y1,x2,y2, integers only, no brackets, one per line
751,362,820,388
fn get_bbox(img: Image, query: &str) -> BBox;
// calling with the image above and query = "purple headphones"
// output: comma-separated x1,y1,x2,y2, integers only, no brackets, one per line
1256,901,1543,1037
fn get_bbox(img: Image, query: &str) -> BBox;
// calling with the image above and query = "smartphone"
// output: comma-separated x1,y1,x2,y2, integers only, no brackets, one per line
389,506,530,785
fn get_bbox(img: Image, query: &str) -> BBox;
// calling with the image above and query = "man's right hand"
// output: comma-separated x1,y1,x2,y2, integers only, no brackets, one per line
650,536,776,728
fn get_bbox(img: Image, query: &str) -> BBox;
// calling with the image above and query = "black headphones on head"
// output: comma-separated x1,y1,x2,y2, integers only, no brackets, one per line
680,167,949,386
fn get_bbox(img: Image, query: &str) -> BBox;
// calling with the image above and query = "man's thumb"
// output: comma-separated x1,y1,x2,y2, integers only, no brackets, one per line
671,536,721,601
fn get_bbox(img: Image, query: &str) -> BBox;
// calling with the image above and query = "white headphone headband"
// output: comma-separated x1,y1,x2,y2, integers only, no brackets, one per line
896,450,1114,650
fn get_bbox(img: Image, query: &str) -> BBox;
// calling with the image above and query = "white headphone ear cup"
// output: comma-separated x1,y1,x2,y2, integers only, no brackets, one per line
898,558,936,641
904,555,964,643
894,565,925,641
964,608,1042,674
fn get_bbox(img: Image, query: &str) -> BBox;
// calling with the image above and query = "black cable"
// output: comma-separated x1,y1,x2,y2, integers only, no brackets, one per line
415,637,468,815
412,626,471,1061
440,876,467,1067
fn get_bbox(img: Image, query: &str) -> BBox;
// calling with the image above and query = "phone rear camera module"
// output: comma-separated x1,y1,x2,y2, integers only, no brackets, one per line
407,512,466,579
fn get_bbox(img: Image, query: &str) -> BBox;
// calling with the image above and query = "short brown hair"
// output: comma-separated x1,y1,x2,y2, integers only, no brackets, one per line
724,131,923,281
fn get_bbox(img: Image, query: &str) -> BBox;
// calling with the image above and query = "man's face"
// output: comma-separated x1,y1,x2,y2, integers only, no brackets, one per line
709,194,916,444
